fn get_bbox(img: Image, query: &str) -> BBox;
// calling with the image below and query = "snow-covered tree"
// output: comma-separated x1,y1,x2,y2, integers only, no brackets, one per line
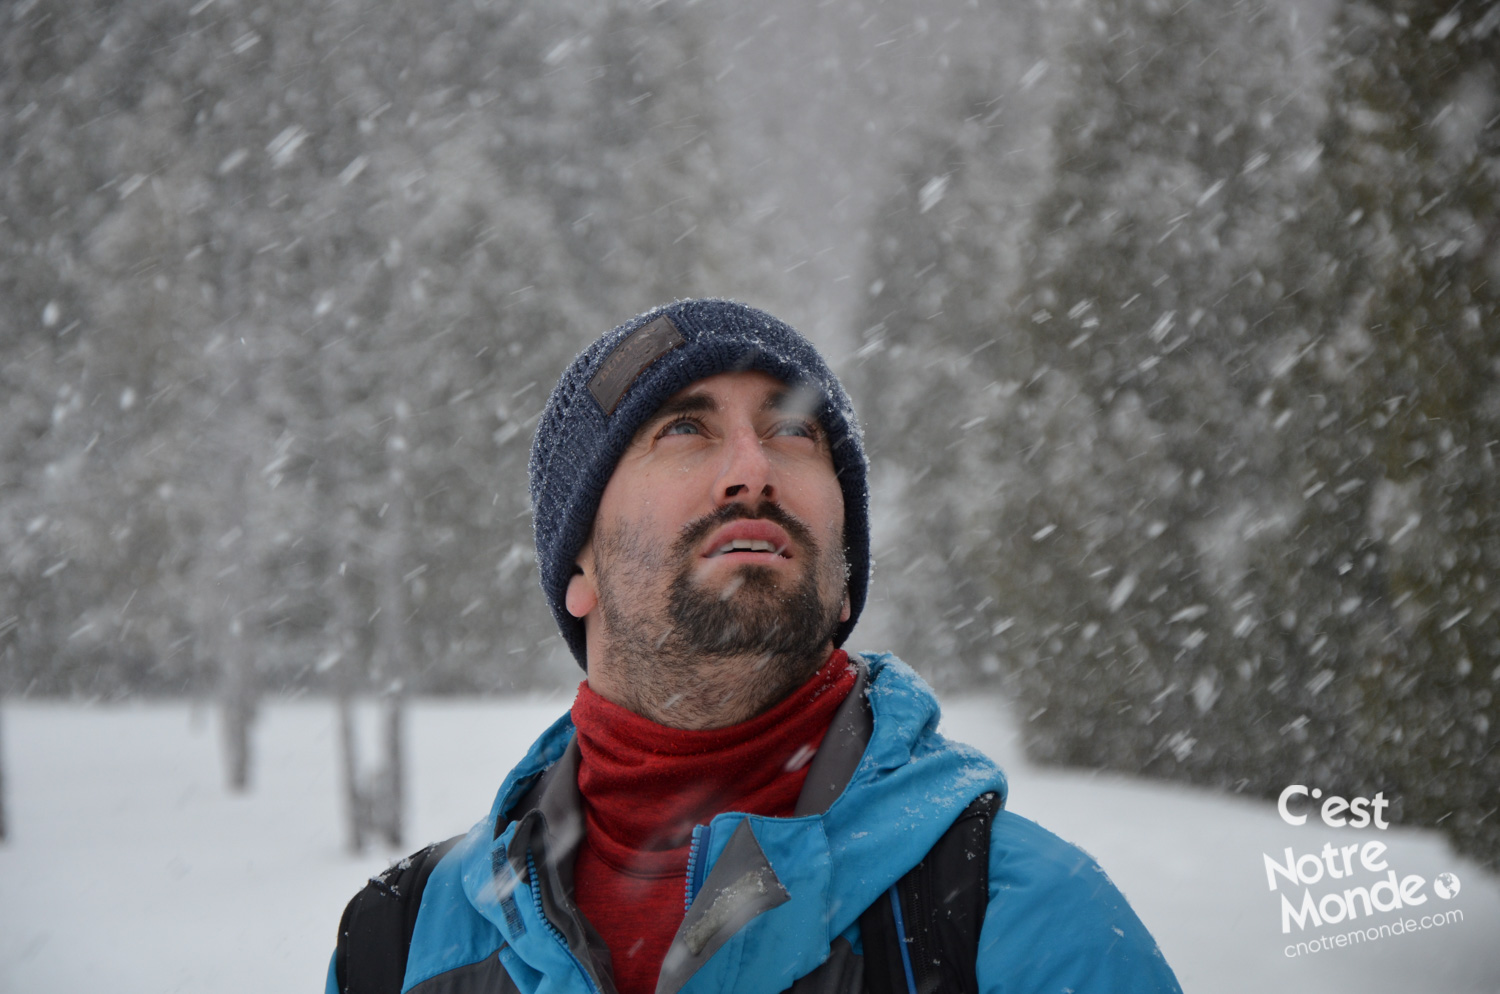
0,0,744,829
996,0,1331,787
1265,0,1500,869
846,54,1058,688
992,0,1498,869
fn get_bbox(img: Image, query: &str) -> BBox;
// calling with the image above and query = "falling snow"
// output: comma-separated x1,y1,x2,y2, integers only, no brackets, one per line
0,0,1494,965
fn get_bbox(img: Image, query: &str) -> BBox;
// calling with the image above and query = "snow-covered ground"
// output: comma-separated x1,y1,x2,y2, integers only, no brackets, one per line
1,695,1496,994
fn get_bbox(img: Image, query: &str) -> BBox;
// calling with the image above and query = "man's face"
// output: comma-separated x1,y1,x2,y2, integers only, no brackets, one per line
566,370,850,716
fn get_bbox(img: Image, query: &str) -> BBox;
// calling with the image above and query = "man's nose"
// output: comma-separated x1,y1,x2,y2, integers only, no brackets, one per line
716,426,775,504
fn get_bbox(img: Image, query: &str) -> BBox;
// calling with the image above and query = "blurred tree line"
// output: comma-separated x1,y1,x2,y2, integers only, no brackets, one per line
1,0,1495,868
854,0,1498,869
0,0,761,839
0,0,747,695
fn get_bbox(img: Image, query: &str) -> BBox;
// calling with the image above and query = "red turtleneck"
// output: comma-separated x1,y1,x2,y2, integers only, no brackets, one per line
568,650,856,994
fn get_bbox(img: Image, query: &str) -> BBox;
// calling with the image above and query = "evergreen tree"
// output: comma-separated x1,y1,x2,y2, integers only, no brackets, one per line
998,0,1331,787
994,0,1498,868
1267,0,1500,868
0,0,744,819
845,53,1056,688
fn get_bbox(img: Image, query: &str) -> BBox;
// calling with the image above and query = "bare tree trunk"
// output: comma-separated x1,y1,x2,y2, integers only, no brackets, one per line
0,698,8,842
322,379,411,852
371,401,413,848
216,432,259,794
221,616,256,792
203,193,262,792
374,692,404,847
217,438,258,794
337,693,366,853
333,512,369,854
316,338,372,854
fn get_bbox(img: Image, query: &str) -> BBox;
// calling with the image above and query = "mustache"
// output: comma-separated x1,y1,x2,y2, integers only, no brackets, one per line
674,501,818,557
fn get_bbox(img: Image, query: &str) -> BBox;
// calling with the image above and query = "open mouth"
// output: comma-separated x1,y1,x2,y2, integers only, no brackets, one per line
700,520,793,560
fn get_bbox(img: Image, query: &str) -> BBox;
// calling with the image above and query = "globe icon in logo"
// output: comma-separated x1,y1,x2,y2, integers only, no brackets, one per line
1434,873,1461,900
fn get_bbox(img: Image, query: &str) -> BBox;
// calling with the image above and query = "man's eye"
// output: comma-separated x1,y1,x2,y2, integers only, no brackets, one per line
660,418,702,436
774,420,818,439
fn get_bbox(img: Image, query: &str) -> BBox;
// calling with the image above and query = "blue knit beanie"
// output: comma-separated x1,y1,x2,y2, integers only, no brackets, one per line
529,299,870,669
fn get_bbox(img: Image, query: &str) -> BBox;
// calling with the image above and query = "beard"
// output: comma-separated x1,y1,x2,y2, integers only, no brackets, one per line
589,501,848,721
667,518,839,660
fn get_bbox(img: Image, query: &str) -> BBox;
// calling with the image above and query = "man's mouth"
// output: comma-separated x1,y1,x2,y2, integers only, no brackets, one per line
700,520,793,560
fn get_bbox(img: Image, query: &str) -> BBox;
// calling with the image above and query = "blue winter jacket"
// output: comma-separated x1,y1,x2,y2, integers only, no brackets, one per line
328,653,1182,994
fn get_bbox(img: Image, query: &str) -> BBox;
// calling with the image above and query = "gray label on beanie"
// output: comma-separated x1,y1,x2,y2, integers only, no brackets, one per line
587,315,686,415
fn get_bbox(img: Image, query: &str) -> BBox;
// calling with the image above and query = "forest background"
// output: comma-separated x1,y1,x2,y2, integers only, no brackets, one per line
0,0,1496,873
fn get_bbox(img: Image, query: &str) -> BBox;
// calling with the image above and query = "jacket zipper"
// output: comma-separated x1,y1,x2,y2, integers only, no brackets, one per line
526,848,602,994
685,822,712,910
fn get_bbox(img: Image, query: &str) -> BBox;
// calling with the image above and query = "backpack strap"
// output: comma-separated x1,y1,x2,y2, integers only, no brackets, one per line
858,791,1001,994
335,835,464,994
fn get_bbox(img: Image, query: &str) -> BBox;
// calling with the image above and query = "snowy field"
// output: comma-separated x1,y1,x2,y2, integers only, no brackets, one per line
2,695,1497,994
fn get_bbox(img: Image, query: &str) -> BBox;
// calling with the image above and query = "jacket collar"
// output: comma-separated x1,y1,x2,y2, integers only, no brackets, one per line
460,653,1006,994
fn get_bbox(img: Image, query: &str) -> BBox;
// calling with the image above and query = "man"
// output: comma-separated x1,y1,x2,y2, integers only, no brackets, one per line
330,299,1182,994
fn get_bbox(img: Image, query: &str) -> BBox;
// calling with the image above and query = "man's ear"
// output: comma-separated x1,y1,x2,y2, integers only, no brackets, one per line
565,544,598,619
839,589,851,624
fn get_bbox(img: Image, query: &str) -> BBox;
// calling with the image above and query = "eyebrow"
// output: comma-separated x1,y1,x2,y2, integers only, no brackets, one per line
632,394,715,443
648,393,717,425
762,389,792,414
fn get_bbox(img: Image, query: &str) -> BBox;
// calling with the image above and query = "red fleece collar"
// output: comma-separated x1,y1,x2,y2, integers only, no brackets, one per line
570,649,855,875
